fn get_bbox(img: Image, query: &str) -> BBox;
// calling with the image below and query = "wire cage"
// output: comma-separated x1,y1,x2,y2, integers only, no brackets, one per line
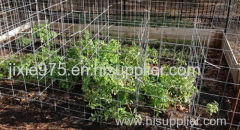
0,0,240,129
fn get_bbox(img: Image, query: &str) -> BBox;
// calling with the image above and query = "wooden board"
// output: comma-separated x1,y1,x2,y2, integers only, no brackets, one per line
0,22,33,43
47,22,223,47
222,34,240,84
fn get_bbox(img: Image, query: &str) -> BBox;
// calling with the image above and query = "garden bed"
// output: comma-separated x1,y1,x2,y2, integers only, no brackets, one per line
0,48,235,129
0,24,198,128
1,22,238,129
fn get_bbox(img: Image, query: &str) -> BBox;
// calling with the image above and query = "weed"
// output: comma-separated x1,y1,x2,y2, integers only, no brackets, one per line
206,101,219,116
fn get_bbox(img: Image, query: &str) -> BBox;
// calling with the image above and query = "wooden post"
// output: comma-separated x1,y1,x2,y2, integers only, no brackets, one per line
225,0,232,33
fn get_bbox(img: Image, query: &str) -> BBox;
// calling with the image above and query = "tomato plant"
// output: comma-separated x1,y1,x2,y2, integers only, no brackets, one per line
17,34,32,47
33,24,58,47
77,31,198,120
0,30,198,122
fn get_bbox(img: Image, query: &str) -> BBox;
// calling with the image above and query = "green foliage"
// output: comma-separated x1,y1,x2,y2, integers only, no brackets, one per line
78,31,198,120
81,37,137,120
160,44,190,64
206,101,219,116
0,30,198,122
0,55,17,79
33,24,58,46
18,34,32,46
142,65,197,115
15,24,58,48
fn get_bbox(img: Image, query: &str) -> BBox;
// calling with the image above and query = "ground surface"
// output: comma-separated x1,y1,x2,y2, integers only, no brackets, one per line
0,50,238,130
0,95,147,130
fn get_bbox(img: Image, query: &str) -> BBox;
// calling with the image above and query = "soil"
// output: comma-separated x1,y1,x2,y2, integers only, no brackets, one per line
0,97,76,129
200,49,240,129
0,96,156,130
0,49,10,60
0,90,139,129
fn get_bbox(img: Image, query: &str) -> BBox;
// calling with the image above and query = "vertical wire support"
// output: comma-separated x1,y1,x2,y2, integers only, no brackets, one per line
225,0,232,33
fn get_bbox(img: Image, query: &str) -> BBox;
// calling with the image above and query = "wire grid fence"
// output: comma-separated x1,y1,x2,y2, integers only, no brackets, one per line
0,0,240,129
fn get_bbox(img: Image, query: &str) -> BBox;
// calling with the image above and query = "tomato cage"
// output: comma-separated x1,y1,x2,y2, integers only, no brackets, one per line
0,0,240,129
